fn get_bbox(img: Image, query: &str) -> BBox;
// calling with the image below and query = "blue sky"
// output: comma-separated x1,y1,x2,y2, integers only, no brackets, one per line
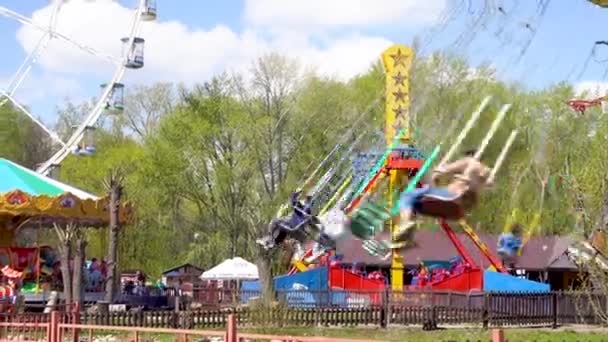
0,0,607,130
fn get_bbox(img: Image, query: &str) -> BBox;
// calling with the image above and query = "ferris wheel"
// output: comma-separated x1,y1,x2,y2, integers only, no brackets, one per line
0,0,157,177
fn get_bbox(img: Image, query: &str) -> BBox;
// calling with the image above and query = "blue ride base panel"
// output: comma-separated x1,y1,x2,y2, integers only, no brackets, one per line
483,270,550,292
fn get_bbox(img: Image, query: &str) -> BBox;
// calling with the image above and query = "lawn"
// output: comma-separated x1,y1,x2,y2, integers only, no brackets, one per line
59,326,608,341
237,326,608,342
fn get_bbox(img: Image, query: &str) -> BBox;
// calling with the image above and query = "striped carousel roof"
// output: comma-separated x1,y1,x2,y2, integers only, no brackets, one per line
0,158,98,199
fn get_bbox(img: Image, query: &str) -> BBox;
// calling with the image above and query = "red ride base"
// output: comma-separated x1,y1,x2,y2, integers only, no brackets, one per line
430,269,483,292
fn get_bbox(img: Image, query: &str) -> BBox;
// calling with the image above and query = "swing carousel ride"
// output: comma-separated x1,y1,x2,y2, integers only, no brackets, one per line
0,0,155,304
292,1,608,293
260,43,551,298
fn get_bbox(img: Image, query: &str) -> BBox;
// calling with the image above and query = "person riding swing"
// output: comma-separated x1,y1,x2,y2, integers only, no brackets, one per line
389,100,517,249
393,149,495,245
497,222,524,260
257,190,330,250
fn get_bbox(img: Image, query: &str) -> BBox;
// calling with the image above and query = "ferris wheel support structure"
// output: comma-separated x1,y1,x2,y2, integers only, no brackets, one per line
0,1,66,146
0,1,63,108
0,0,154,175
33,0,150,175
0,6,123,66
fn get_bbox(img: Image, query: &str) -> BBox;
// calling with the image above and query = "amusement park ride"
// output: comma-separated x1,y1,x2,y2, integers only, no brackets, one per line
566,95,608,115
283,43,537,293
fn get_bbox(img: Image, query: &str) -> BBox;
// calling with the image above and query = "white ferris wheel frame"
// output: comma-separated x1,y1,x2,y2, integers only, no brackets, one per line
0,0,151,175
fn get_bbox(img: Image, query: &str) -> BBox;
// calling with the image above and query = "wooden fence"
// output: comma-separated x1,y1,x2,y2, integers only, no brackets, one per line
0,312,390,342
190,289,606,328
5,290,604,331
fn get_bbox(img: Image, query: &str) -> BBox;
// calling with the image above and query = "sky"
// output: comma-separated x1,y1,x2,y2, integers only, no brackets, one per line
1,0,608,129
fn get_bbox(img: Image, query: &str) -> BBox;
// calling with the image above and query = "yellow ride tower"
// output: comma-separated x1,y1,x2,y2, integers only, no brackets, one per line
380,44,418,290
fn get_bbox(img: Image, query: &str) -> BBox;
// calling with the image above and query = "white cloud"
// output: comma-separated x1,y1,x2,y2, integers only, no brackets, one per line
301,35,393,79
1,73,81,107
575,81,608,98
10,0,446,109
14,0,409,85
243,0,447,31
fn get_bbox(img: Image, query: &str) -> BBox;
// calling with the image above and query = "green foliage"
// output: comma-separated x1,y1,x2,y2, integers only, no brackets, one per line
0,102,52,168
10,51,608,278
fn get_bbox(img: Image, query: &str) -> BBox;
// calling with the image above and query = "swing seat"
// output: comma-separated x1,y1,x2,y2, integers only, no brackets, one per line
417,194,465,220
348,217,375,240
348,202,391,239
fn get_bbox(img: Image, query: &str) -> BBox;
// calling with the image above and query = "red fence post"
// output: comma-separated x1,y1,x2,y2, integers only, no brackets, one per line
49,311,59,342
491,329,504,342
225,313,237,342
72,302,80,342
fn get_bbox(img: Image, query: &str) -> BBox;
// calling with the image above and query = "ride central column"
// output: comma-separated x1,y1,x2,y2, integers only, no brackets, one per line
381,44,415,291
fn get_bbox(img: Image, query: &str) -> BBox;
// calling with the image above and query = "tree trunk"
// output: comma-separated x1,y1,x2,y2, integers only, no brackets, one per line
255,246,274,306
72,236,86,308
59,239,72,306
105,172,123,303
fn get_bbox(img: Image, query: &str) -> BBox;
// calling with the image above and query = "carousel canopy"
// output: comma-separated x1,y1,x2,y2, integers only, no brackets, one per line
0,158,132,231
0,158,98,200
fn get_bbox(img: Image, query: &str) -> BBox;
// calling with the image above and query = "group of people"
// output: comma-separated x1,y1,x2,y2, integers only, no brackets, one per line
257,149,500,255
121,270,147,296
85,258,108,292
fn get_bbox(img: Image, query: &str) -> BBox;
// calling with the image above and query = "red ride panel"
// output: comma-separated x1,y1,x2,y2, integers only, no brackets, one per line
386,158,423,170
329,266,385,305
431,269,483,292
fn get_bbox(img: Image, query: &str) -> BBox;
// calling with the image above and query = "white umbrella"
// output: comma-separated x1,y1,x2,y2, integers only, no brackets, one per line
200,257,259,280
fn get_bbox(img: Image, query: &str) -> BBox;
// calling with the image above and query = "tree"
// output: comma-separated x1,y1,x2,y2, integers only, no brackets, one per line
0,101,53,168
118,82,176,139
53,223,76,306
72,232,87,307
234,54,373,302
104,168,124,303
144,74,256,267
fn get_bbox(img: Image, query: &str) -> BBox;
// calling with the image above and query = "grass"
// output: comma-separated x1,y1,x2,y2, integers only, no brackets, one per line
37,326,608,341
238,326,608,342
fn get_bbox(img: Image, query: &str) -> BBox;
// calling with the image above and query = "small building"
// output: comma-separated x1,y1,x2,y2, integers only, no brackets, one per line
336,229,580,290
162,263,204,288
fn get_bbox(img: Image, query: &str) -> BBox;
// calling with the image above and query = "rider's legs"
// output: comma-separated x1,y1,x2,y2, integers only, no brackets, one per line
394,187,428,242
256,218,290,250
394,187,457,243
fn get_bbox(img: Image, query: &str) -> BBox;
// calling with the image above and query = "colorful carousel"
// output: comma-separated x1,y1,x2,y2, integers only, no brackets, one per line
0,158,133,303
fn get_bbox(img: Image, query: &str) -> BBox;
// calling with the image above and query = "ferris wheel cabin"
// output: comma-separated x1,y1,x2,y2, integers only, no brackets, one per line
121,37,145,69
70,126,97,156
140,0,157,21
100,83,125,114
82,126,97,155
